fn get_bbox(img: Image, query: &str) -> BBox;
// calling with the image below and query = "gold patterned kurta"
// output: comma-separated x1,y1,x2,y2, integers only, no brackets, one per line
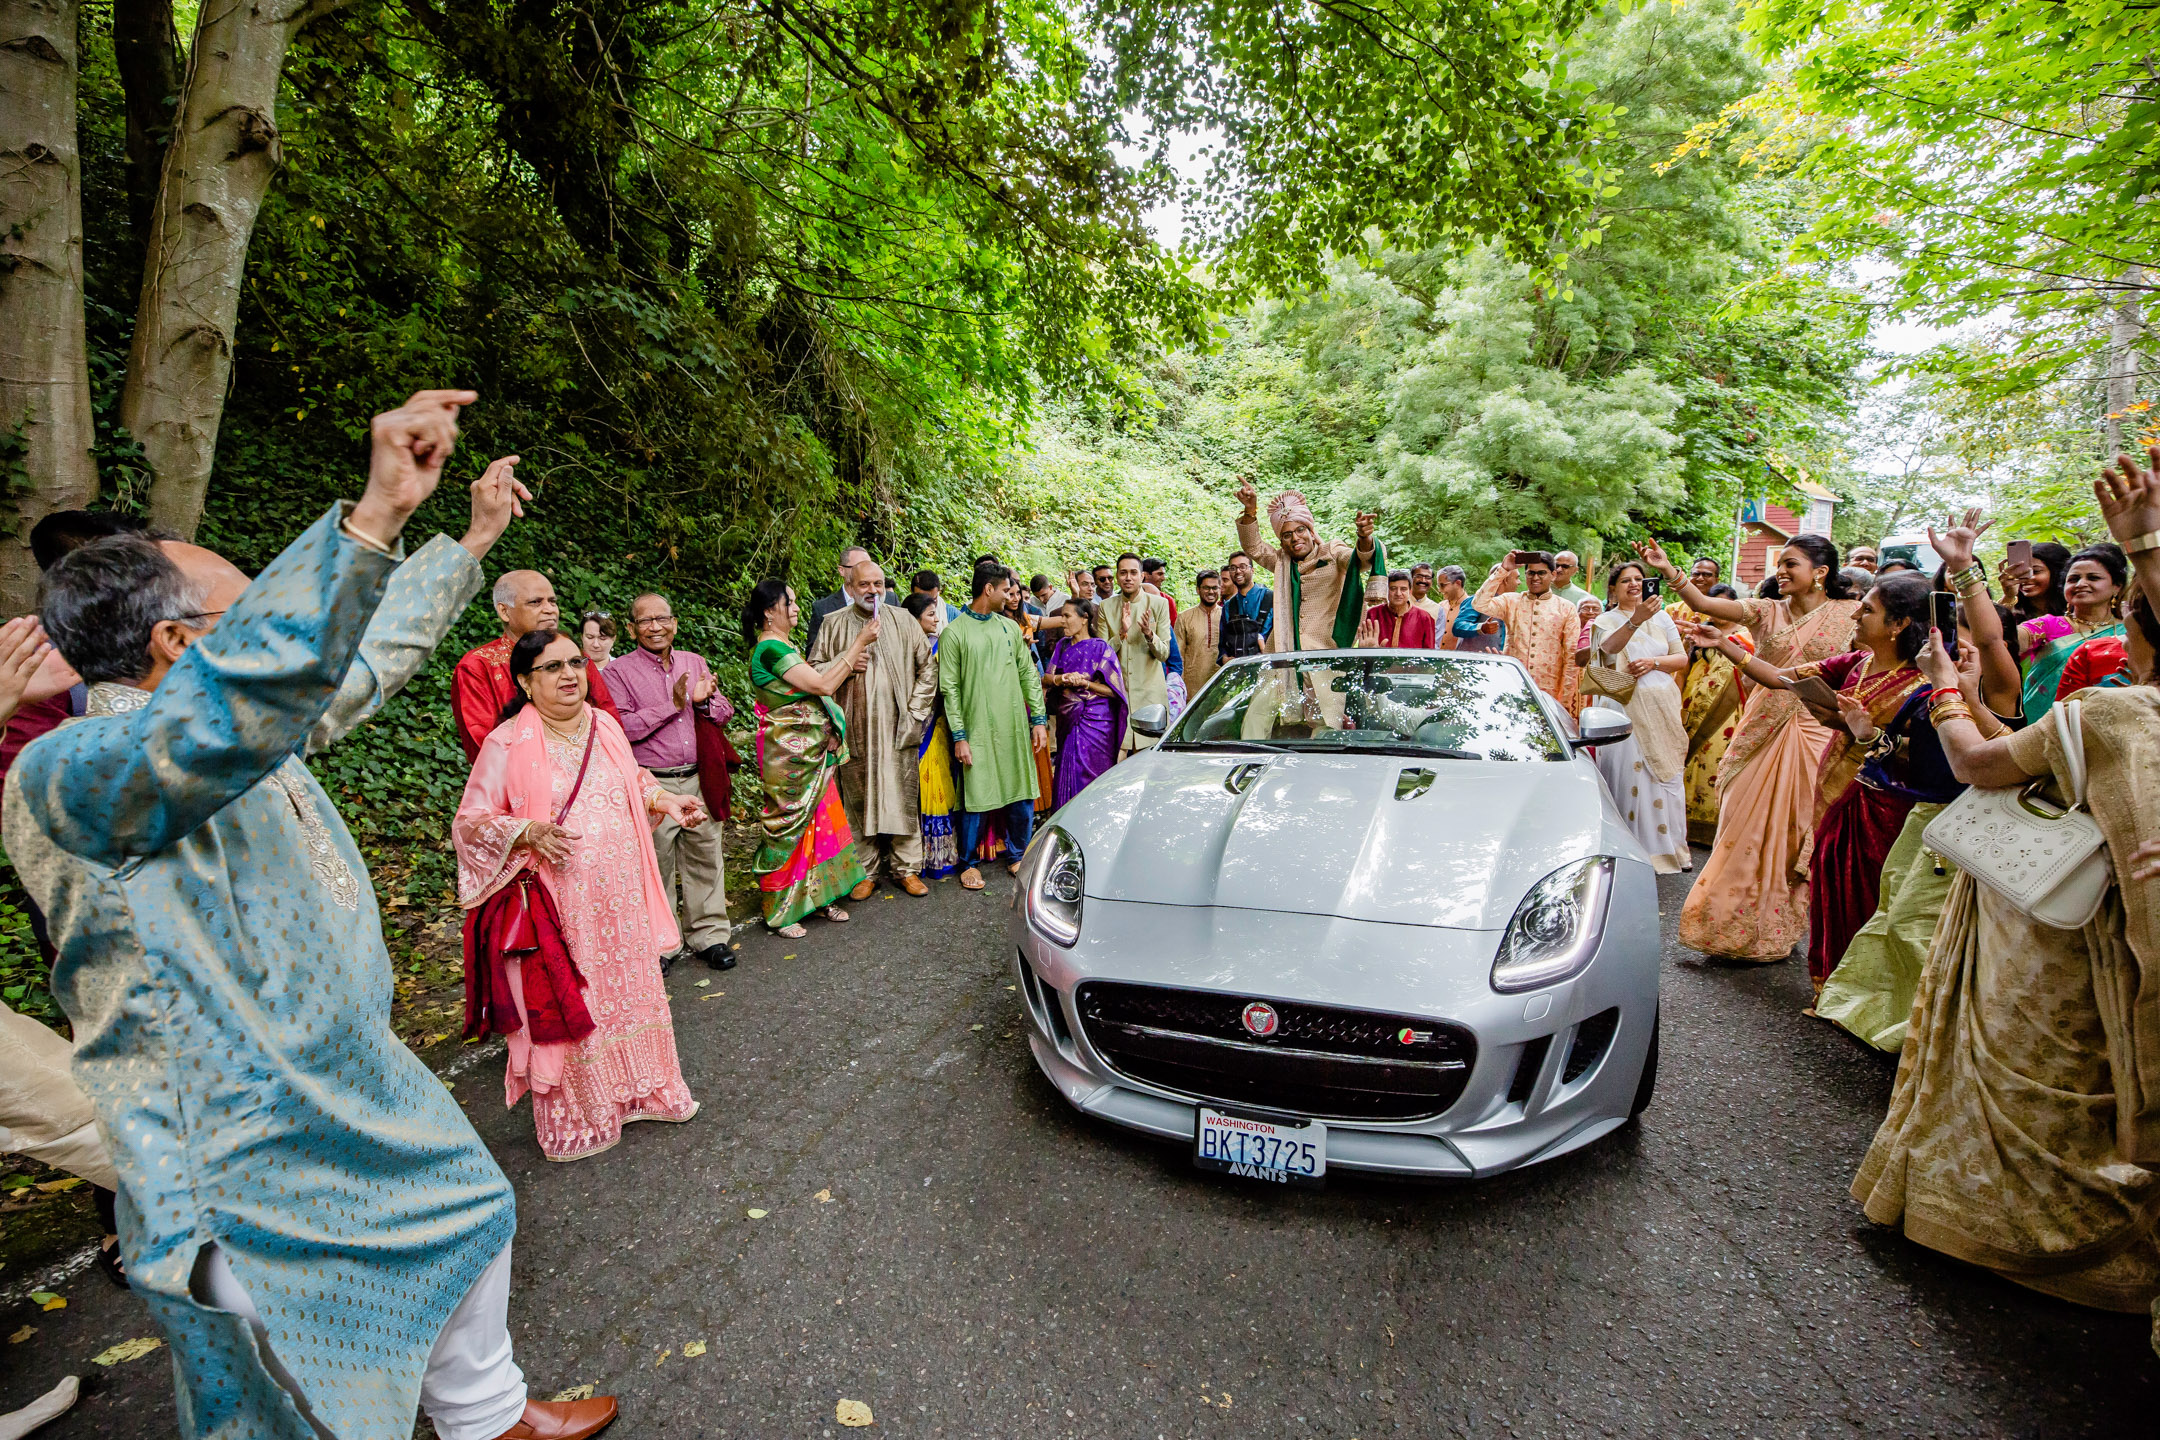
1470,574,1582,705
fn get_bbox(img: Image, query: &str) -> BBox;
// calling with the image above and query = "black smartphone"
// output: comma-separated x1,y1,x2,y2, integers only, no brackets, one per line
1932,590,1959,661
1641,574,1662,600
2006,538,2033,569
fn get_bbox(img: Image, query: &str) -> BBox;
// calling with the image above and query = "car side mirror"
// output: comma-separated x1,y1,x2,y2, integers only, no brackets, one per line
1576,709,1632,747
1131,704,1168,738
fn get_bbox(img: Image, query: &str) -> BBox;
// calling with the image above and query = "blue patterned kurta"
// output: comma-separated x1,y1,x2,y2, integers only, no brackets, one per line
1,507,516,1440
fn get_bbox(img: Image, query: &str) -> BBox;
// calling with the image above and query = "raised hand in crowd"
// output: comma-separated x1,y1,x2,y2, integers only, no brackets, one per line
2096,443,2160,617
0,616,54,728
1927,506,2021,714
515,820,581,865
1836,692,1878,742
355,388,478,546
1354,615,1381,648
458,454,531,562
1354,511,1378,550
1236,476,1259,519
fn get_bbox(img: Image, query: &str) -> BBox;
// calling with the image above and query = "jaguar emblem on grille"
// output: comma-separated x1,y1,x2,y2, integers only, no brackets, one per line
1241,1002,1280,1038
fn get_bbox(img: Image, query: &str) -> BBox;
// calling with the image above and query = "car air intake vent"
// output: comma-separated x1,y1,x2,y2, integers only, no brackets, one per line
1507,1035,1551,1106
1074,981,1476,1122
1563,1008,1621,1084
1224,761,1267,795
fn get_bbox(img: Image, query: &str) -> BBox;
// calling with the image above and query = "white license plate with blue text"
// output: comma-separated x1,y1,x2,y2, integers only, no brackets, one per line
1193,1107,1326,1185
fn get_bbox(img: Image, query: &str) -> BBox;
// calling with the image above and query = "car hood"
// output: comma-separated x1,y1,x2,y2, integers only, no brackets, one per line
1058,749,1609,931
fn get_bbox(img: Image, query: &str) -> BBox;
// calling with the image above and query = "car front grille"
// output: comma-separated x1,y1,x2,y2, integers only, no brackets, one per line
1074,981,1477,1121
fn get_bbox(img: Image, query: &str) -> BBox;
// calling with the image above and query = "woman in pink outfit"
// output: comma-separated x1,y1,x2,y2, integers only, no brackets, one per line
455,629,707,1160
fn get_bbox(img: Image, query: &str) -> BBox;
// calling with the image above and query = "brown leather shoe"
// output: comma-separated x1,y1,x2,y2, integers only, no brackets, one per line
493,1396,619,1440
898,874,929,897
848,878,876,902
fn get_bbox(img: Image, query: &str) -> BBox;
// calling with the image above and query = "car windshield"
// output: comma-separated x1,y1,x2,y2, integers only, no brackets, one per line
1161,654,1566,762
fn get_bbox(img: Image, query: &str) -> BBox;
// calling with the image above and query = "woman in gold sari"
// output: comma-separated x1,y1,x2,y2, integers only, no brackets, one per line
1673,583,1753,847
741,578,877,938
1855,581,2160,1315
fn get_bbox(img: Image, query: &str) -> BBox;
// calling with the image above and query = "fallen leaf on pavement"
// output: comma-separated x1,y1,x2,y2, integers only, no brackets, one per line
550,1384,595,1402
1004,985,1016,991
29,1292,63,1312
813,1189,833,1203
34,1178,82,1193
836,1398,874,1427
8,1326,34,1344
746,1208,768,1219
655,1348,671,1367
701,993,725,1001
969,1024,984,1031
694,979,711,988
91,1337,163,1366
682,1340,707,1357
783,954,797,960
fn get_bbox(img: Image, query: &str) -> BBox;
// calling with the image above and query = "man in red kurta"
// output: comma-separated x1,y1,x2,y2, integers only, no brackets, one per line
1359,570,1439,649
452,569,622,761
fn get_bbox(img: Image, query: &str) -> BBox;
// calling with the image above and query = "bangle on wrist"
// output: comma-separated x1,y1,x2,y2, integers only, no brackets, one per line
1949,565,1986,592
2122,529,2160,555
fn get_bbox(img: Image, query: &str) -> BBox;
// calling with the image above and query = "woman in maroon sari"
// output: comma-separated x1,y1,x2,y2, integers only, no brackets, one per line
1043,598,1129,808
1682,573,1948,997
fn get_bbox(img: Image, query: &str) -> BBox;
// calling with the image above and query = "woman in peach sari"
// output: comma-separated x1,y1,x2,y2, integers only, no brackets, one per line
1639,535,1860,962
455,629,707,1161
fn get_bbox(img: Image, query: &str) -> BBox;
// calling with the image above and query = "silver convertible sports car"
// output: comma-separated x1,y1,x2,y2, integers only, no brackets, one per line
1009,649,1660,1183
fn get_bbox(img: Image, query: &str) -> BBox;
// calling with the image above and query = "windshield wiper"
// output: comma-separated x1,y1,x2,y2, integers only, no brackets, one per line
1161,738,1292,754
1305,740,1484,760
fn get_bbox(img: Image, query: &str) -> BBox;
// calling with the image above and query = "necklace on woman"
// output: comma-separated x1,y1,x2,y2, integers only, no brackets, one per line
542,710,588,744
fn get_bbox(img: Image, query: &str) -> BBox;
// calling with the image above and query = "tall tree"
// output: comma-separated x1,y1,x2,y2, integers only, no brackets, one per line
121,0,334,538
0,0,98,615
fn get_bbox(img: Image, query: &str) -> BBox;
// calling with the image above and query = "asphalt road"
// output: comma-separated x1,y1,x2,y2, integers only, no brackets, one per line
6,860,2156,1438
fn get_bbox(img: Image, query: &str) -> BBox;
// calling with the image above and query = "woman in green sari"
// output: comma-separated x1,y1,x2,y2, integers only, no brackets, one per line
741,578,876,938
2014,546,2128,723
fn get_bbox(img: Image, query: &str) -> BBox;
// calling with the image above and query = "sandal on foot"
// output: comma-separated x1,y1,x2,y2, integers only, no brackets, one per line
959,868,986,890
775,922,808,938
824,905,850,923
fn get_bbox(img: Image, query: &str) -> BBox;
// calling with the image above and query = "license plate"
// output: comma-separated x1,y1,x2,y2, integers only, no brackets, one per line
1193,1107,1326,1186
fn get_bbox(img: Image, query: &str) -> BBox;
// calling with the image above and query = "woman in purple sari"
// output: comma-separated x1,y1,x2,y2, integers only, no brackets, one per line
1043,598,1129,808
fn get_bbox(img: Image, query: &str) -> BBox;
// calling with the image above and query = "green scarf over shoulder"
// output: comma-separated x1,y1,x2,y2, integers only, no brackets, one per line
1287,539,1388,649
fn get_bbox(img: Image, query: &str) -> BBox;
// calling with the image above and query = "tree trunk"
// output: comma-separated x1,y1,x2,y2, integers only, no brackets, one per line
0,0,99,617
122,0,321,540
2104,266,2146,459
112,0,183,254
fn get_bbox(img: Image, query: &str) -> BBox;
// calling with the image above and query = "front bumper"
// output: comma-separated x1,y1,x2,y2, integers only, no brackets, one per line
1008,870,1659,1178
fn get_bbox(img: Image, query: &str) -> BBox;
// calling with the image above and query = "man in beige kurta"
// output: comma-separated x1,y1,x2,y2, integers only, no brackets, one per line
1174,569,1225,696
809,559,940,897
1233,481,1379,735
1101,554,1171,755
1473,551,1584,708
1233,481,1379,653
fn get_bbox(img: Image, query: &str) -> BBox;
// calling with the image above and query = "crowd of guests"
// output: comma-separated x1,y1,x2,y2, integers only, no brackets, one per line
4,395,2160,1440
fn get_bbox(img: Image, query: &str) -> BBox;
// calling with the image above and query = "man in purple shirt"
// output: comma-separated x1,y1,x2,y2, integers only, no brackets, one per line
612,592,737,969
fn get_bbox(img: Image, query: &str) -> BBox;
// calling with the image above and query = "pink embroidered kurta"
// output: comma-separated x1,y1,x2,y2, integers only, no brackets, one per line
454,707,697,1160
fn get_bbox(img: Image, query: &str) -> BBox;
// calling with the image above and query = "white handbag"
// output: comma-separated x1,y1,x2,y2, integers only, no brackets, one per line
1921,698,2113,930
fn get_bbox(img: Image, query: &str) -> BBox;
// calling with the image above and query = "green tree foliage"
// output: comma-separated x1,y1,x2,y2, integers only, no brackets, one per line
1746,0,2158,402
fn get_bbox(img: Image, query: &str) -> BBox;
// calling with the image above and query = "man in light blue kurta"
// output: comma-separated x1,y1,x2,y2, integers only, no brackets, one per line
2,399,613,1440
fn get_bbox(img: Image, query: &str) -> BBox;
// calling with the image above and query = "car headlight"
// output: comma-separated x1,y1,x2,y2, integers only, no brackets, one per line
1491,857,1613,993
1022,826,1085,947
